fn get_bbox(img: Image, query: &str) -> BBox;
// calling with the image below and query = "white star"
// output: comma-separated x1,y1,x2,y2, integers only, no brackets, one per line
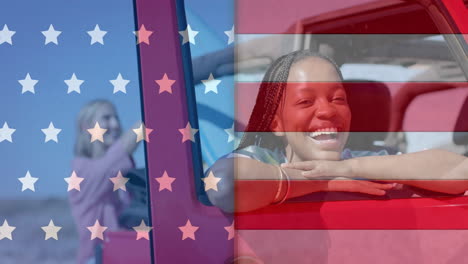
224,123,236,143
201,73,221,94
179,24,199,45
41,24,62,45
0,122,15,143
0,220,16,240
110,73,129,94
64,73,84,94
224,221,235,240
109,171,130,191
18,171,39,192
0,24,15,45
87,24,107,45
132,123,153,142
64,171,84,192
224,25,234,45
87,122,107,143
133,24,153,45
178,219,199,240
132,220,152,240
202,171,222,191
18,73,38,94
41,220,62,240
41,122,62,143
155,171,176,192
178,122,199,143
87,220,107,240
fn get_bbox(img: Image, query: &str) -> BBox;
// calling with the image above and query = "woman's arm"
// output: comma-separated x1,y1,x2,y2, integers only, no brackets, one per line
351,149,467,194
283,149,468,195
207,157,393,213
118,121,144,155
443,157,468,180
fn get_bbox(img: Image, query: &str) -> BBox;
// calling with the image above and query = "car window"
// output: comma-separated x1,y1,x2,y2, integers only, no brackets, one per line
177,1,235,205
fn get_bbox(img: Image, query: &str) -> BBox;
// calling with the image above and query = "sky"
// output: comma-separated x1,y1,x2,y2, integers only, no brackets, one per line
0,0,234,198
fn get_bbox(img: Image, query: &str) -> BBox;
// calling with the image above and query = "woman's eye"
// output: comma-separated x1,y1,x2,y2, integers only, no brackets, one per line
297,100,312,105
333,97,346,102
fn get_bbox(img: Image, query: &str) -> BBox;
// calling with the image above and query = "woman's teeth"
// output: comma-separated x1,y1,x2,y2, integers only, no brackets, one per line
309,128,338,140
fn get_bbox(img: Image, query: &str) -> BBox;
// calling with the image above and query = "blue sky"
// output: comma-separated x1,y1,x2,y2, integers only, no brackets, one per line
0,0,234,198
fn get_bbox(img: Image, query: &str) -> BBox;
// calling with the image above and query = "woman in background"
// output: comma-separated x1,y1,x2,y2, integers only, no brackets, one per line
71,99,141,264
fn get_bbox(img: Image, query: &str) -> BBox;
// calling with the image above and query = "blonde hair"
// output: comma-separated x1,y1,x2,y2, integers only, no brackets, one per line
74,99,120,158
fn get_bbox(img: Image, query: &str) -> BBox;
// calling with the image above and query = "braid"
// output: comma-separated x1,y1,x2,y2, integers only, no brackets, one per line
260,55,294,130
237,50,342,150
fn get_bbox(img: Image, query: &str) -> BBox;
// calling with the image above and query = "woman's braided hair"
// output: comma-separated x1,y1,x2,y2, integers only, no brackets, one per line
237,50,343,151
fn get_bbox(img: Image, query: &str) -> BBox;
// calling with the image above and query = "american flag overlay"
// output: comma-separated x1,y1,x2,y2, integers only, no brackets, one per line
0,0,234,263
233,0,468,264
0,0,149,262
2,0,468,263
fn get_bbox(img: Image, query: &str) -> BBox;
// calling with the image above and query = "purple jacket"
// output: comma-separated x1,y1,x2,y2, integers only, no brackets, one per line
70,141,134,264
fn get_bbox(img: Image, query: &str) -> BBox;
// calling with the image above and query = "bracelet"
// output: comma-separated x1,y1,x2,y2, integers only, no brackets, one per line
273,166,291,204
273,165,284,202
277,167,291,204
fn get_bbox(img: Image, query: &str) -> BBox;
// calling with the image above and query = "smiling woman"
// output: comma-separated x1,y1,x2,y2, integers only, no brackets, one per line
205,50,468,214
206,50,394,213
70,99,143,264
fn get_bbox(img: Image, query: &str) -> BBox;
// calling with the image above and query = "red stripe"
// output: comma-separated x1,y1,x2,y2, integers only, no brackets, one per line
235,82,468,132
237,0,468,34
235,190,468,229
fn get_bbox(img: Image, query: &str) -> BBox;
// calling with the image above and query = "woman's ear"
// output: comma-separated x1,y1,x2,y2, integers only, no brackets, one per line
271,115,285,137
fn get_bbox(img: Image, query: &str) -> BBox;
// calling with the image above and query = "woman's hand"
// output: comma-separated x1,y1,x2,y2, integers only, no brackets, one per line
324,177,394,196
281,159,356,178
282,160,394,196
